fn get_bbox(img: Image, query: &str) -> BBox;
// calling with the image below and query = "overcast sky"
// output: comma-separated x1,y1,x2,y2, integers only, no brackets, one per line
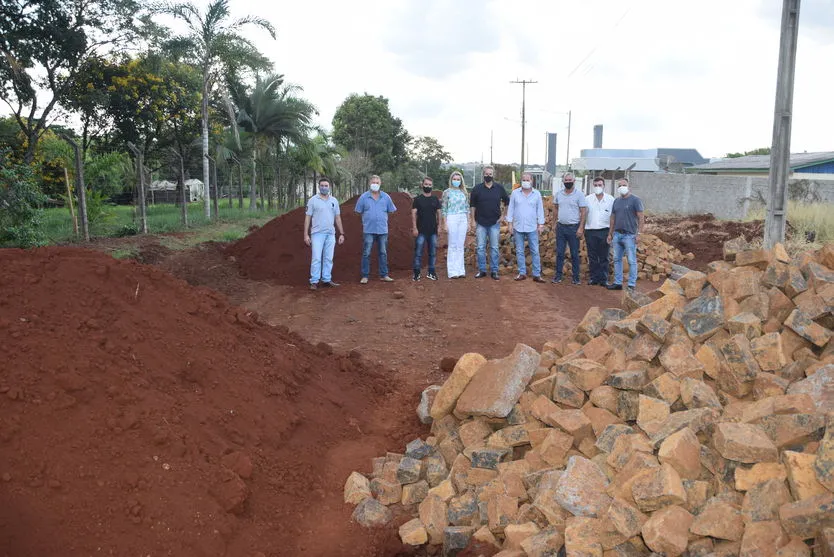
202,0,833,164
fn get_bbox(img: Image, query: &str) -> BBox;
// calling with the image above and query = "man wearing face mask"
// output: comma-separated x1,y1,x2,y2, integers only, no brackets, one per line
553,172,588,285
585,177,615,286
304,177,345,290
355,175,397,284
506,172,545,282
607,178,644,291
470,165,509,280
411,177,441,281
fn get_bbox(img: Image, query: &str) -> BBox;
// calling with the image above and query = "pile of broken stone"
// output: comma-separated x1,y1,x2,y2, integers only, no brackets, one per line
345,241,834,557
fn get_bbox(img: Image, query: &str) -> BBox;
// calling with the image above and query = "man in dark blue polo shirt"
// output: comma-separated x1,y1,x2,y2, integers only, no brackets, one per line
469,165,509,280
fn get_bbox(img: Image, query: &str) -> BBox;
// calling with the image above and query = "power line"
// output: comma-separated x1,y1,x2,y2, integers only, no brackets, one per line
510,79,537,175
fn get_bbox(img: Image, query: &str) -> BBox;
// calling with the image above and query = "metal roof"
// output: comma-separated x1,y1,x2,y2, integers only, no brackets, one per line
690,151,834,172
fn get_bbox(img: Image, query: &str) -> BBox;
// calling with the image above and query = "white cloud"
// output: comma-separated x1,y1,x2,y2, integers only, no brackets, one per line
198,0,834,165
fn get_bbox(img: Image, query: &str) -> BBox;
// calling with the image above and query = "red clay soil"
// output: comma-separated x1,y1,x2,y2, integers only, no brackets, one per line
644,214,771,272
228,192,418,286
0,247,421,557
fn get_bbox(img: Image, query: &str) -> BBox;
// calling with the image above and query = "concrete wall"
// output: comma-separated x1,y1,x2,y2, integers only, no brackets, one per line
619,173,834,220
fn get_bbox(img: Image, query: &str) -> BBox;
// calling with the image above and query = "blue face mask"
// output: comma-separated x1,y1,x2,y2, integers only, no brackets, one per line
319,186,330,195
451,180,461,187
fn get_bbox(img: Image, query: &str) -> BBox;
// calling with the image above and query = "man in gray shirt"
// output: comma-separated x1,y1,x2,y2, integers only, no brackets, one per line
607,177,645,290
553,172,588,284
304,177,345,290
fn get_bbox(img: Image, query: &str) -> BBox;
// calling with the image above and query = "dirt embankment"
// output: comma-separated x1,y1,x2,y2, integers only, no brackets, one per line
0,247,420,556
228,192,418,285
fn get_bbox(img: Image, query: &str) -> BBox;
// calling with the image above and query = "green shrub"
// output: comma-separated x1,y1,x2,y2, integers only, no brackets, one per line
0,150,48,248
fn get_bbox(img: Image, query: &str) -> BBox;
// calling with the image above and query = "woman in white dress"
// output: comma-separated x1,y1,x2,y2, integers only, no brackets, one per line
441,171,470,279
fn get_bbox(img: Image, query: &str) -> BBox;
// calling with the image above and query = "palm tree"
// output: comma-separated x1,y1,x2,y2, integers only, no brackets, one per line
157,0,275,219
234,74,315,211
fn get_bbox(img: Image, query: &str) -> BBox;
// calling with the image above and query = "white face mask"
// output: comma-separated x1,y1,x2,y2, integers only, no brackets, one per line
593,186,604,195
618,185,629,196
370,183,381,192
521,181,532,189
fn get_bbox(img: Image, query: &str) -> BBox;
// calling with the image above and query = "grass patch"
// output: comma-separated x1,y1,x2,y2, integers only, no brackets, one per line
746,200,834,254
110,247,139,259
42,199,290,245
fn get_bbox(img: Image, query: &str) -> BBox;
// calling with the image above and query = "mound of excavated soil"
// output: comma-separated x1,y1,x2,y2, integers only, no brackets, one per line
0,247,418,556
644,214,777,272
228,192,418,285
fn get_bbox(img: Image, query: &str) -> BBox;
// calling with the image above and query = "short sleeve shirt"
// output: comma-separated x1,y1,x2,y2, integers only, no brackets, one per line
305,194,340,234
611,194,644,234
412,195,441,235
442,188,468,215
355,191,397,234
470,183,509,227
554,188,588,225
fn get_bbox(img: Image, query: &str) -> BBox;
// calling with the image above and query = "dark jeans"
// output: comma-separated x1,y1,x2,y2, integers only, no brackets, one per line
585,227,610,284
361,233,388,278
556,223,581,281
413,233,437,274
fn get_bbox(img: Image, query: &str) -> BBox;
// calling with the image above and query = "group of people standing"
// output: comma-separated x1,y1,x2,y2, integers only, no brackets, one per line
303,168,644,290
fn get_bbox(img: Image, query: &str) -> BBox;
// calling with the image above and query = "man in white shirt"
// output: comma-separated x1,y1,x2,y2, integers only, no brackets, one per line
584,177,615,286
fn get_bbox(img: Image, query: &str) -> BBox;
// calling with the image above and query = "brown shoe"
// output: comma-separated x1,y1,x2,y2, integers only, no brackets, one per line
514,274,527,281
532,276,545,283
309,283,318,290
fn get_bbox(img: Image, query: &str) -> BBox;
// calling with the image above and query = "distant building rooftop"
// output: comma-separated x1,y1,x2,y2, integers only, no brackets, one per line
689,151,834,173
573,148,707,172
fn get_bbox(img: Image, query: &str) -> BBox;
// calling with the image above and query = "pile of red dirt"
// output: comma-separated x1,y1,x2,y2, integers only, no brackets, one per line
0,247,420,556
228,192,419,285
644,214,781,272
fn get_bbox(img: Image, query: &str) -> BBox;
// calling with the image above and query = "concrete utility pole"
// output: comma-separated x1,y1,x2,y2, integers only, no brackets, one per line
511,79,537,175
566,110,572,168
765,0,801,248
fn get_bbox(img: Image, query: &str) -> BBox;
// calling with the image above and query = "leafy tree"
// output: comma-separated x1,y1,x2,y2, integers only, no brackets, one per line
332,93,411,174
726,147,771,158
0,149,48,247
156,0,276,218
0,0,141,164
409,135,452,188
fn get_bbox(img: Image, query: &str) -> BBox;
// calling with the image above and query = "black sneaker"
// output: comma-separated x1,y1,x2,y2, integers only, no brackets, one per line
412,271,421,282
551,277,563,284
427,273,438,281
572,278,581,285
607,283,623,290
475,271,487,279
491,273,499,281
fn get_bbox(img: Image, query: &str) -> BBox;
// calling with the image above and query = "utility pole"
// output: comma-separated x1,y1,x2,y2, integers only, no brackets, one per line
565,110,572,168
511,79,537,175
765,0,801,248
490,130,494,166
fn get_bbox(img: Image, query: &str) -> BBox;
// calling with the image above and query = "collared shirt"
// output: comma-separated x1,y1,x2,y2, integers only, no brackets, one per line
584,192,615,230
612,194,644,234
506,188,545,233
355,190,397,234
554,187,588,225
305,194,340,234
470,182,509,227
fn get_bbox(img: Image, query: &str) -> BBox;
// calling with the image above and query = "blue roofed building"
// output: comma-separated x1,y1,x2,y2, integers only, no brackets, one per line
688,151,834,176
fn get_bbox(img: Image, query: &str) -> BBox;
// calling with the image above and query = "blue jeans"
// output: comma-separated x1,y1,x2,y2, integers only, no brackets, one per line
361,233,389,278
513,230,541,277
413,233,437,274
310,232,335,284
612,231,638,287
476,223,500,273
556,223,581,281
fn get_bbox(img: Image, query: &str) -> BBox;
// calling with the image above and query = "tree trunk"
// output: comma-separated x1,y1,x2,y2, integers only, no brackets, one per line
237,163,244,209
227,163,233,208
201,75,211,219
179,151,188,228
212,156,219,217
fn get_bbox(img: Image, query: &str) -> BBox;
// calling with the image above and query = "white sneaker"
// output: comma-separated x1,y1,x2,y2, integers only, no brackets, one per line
381,276,394,282
360,277,369,284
